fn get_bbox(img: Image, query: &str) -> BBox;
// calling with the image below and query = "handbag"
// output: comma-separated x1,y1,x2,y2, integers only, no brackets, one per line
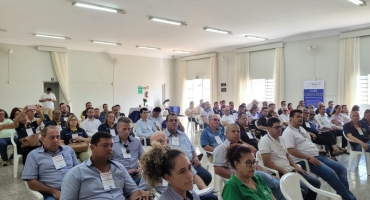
69,139,89,153
20,133,41,147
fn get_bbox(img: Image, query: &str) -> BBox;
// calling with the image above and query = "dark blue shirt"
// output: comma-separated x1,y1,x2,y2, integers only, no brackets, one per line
301,120,319,134
326,107,333,117
237,123,258,150
60,128,88,145
213,108,223,116
343,121,370,149
45,120,67,130
98,123,118,136
34,113,51,123
15,121,39,140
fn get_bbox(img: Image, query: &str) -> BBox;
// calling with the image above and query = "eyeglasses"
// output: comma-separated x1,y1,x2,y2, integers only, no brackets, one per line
212,119,220,121
123,144,130,153
272,126,282,130
310,114,315,116
245,160,259,167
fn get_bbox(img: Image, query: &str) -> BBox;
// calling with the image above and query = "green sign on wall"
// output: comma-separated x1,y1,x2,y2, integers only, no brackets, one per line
138,86,143,94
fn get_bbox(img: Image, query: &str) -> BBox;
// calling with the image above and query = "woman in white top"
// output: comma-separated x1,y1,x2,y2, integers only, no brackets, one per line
341,105,351,123
185,101,199,131
330,105,346,126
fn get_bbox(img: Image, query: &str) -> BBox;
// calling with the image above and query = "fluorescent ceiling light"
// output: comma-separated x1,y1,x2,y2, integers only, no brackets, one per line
34,34,67,40
347,0,366,5
148,17,186,26
173,50,191,53
203,27,232,34
91,40,121,45
136,46,160,50
245,35,267,41
72,2,125,14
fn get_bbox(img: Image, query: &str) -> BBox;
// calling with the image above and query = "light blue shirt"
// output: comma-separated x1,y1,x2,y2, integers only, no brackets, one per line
148,113,164,127
21,145,78,190
200,126,226,148
165,129,195,161
60,158,139,200
158,184,200,200
134,118,157,138
111,135,144,170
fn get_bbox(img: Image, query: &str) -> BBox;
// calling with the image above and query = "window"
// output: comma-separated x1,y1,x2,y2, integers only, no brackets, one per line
185,79,210,105
357,75,369,105
247,79,274,102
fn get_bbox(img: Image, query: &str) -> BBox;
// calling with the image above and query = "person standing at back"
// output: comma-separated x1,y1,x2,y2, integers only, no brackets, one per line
39,88,57,117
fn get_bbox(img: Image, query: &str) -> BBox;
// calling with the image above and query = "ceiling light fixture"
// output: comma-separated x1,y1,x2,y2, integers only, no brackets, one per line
34,34,68,40
245,35,267,41
203,27,232,34
148,17,186,26
347,0,366,5
173,50,192,53
72,2,125,14
91,40,121,45
136,45,160,50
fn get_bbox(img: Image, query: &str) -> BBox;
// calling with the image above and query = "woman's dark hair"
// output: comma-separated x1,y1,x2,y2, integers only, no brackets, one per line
104,111,115,124
341,105,348,114
332,105,341,115
9,107,21,120
0,109,9,118
351,105,360,112
162,99,170,105
287,103,292,109
226,144,252,168
250,105,258,113
141,145,184,188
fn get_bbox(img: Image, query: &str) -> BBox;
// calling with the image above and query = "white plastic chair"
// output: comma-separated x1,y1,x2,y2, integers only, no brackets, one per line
255,151,280,178
280,172,342,200
343,131,370,175
133,127,147,150
25,181,43,200
10,132,23,178
186,116,195,135
162,110,169,118
194,115,204,132
198,138,212,170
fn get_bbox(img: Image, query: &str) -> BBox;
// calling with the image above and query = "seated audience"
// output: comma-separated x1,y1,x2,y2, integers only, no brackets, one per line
298,100,306,109
236,113,259,150
99,103,109,123
263,103,276,118
282,110,356,200
59,103,74,121
344,111,370,152
237,104,246,114
213,123,283,199
277,101,286,115
165,113,212,186
361,109,370,127
9,107,21,120
98,111,118,136
222,144,276,200
196,99,204,115
141,145,201,200
13,105,44,165
246,105,259,123
115,104,126,117
161,112,185,132
260,117,320,200
278,107,289,128
60,132,144,200
22,126,78,200
201,114,226,153
80,102,92,121
228,101,238,115
351,105,360,112
326,101,335,117
256,107,269,137
341,105,351,123
148,107,164,131
287,103,293,113
262,101,268,108
220,107,236,126
246,99,259,111
330,105,346,126
213,101,222,116
315,102,324,114
134,107,157,146
200,101,214,128
185,101,199,131
81,107,101,137
0,109,15,166
45,109,66,131
112,117,144,185
94,108,100,119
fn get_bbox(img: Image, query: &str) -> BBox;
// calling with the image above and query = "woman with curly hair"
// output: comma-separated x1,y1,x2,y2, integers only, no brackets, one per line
140,145,200,200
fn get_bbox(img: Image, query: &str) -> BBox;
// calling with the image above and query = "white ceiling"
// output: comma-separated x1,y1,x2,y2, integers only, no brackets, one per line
0,0,370,58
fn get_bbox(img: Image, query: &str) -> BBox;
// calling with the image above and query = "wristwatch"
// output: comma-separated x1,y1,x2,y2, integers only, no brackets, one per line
306,156,311,161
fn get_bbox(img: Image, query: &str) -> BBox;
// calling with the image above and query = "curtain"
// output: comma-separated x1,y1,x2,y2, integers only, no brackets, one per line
179,60,187,115
273,47,285,105
338,37,360,106
51,52,72,110
234,53,250,106
210,56,217,104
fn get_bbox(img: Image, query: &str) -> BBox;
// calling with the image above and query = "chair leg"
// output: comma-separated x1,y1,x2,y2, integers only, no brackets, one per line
348,154,353,170
356,154,362,167
14,156,19,179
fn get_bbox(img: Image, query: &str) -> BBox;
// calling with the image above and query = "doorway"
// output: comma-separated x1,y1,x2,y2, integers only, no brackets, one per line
43,82,60,109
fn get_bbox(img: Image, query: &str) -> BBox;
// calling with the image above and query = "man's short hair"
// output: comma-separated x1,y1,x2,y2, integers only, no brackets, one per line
225,123,240,134
289,109,302,118
103,103,107,107
85,102,91,106
238,105,246,109
87,107,94,112
140,107,148,114
153,107,162,113
41,125,59,137
115,104,121,107
94,108,100,111
319,105,325,110
268,103,275,107
91,131,112,145
261,107,268,111
364,109,370,116
238,112,247,119
267,117,281,127
214,102,219,106
117,116,132,126
59,103,65,107
52,109,61,114
165,112,177,121
281,101,286,105
328,101,333,104
229,101,234,105
46,87,52,91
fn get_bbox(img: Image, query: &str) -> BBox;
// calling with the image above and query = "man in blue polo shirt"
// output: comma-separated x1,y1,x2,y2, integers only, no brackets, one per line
22,126,78,200
344,111,370,152
134,108,157,146
112,117,144,185
59,103,74,122
45,109,66,131
361,109,370,127
200,114,226,153
326,101,334,117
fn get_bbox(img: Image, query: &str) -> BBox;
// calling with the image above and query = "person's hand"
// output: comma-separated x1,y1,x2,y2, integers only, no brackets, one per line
294,166,308,175
76,136,86,142
330,126,338,130
310,133,317,140
308,157,320,166
192,157,201,167
35,105,41,112
22,106,28,113
139,190,152,199
127,168,137,174
360,142,369,151
52,190,61,200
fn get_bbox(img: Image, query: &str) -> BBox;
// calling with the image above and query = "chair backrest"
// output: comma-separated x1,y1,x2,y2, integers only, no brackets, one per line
255,120,259,128
195,115,204,125
256,151,264,165
280,173,342,200
10,132,19,155
342,131,358,152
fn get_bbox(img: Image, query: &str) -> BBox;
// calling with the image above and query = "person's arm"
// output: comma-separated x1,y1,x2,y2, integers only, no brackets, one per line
35,106,44,125
214,166,232,179
220,117,228,126
261,153,289,175
0,123,14,131
51,94,57,103
135,122,149,138
203,145,214,152
28,179,60,199
128,190,144,200
257,118,268,131
287,154,307,174
185,109,192,117
193,175,207,189
287,148,320,166
13,106,27,128
201,116,209,125
178,121,185,132
191,150,200,167
39,95,45,103
60,170,79,200
346,133,369,150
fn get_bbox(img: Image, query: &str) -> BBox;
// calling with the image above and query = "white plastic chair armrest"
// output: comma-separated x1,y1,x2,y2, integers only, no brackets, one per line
25,181,43,200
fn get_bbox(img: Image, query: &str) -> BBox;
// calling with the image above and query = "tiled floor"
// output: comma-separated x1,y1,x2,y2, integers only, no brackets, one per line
0,117,369,200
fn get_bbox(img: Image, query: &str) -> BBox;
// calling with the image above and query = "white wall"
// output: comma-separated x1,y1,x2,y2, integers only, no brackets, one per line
0,43,175,118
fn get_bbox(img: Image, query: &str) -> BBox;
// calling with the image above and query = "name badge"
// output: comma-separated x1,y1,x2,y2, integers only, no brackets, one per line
122,147,132,159
63,117,68,121
72,133,78,139
26,128,34,136
172,137,180,146
357,128,364,135
305,122,311,128
215,136,222,144
52,155,67,169
100,172,116,190
110,129,116,136
247,132,254,139
56,125,62,131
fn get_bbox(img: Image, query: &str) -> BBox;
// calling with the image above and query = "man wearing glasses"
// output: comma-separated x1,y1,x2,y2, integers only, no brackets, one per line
112,117,144,185
259,117,320,200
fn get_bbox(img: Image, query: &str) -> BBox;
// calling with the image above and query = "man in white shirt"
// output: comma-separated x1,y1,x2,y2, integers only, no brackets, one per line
282,110,356,200
200,101,214,128
39,88,57,116
278,107,290,128
220,107,236,126
81,107,101,137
